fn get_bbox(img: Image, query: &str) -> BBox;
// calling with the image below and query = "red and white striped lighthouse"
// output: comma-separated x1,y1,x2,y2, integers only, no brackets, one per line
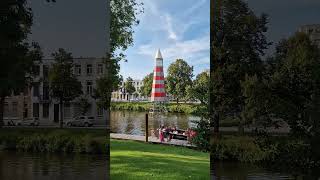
151,49,166,102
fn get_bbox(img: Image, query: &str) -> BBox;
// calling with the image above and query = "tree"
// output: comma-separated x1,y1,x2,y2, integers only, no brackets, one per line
76,96,91,116
187,72,210,105
124,77,136,101
211,0,270,134
0,0,42,127
96,0,143,126
167,59,193,103
49,48,82,128
242,32,320,137
140,72,153,97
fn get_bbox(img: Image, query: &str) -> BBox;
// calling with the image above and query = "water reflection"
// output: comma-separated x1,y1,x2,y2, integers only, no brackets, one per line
0,151,107,180
211,161,320,180
110,110,200,136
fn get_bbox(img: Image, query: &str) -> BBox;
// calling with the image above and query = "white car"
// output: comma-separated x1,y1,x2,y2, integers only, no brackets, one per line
16,118,40,126
65,116,94,127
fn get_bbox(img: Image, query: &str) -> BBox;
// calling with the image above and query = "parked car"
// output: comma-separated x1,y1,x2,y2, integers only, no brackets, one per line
65,116,94,127
16,117,40,126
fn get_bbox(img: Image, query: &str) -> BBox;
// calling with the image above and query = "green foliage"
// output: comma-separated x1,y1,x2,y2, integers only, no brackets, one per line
0,0,42,127
76,96,91,116
211,0,270,133
191,118,211,151
110,0,143,60
0,129,107,154
242,32,320,137
167,59,193,103
210,135,320,170
187,72,209,105
96,0,143,112
110,102,205,115
124,77,136,96
211,136,268,163
140,72,153,97
49,48,82,128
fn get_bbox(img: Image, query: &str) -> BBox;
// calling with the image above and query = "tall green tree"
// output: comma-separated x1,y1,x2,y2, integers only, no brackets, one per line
242,32,320,137
167,59,193,103
49,48,82,128
211,0,270,134
124,77,136,101
96,0,143,124
140,72,153,97
0,0,42,127
187,72,210,105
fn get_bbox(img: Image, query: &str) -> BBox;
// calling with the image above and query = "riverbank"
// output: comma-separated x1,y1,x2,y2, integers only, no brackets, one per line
211,135,320,173
111,102,205,115
0,128,107,154
110,139,210,179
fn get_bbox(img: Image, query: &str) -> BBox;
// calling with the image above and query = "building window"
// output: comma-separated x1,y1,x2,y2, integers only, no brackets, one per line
12,102,18,117
75,64,81,75
43,103,49,118
43,65,49,79
97,64,103,74
4,102,9,117
97,107,103,117
33,103,39,118
87,64,93,75
43,83,49,100
24,103,28,118
33,83,40,97
86,81,93,95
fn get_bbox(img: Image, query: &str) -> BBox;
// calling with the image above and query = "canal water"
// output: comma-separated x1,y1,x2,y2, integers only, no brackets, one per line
211,161,320,179
0,151,107,180
110,110,200,136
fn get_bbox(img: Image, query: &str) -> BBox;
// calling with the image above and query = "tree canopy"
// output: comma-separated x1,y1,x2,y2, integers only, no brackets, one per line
166,59,193,103
0,0,42,127
140,72,153,97
211,0,270,133
49,48,82,128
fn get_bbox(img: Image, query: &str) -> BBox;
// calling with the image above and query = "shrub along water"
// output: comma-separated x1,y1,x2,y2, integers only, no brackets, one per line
0,129,107,154
210,135,320,172
111,102,205,115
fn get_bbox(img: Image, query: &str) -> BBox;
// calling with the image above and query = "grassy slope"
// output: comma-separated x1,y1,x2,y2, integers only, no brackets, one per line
111,139,210,180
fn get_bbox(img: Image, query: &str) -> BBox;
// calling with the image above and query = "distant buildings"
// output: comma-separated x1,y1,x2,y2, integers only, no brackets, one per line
112,79,145,101
298,24,320,48
3,58,107,125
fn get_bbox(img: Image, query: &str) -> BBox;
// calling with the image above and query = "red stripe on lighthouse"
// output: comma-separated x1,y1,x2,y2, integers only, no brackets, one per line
152,84,165,88
152,92,166,97
154,76,164,80
154,67,163,72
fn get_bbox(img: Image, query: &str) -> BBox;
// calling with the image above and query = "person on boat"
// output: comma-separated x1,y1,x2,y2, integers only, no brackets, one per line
159,125,165,143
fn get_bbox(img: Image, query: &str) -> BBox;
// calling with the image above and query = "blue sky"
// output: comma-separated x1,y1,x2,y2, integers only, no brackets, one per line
119,0,210,80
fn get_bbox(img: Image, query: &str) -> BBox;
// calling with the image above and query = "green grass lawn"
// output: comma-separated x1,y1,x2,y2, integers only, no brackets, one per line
111,139,210,180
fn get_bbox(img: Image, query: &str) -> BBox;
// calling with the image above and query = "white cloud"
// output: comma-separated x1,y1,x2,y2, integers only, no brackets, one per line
137,33,209,67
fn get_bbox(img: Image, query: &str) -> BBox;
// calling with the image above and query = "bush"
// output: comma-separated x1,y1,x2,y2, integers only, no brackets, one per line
0,129,107,154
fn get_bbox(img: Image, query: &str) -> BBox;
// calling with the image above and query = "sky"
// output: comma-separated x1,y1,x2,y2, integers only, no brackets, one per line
28,0,320,79
29,0,108,59
247,0,320,56
118,0,210,80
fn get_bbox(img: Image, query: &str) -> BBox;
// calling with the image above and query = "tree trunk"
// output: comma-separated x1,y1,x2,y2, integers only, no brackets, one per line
213,112,220,136
176,98,179,104
0,96,5,128
238,116,245,135
59,98,63,128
